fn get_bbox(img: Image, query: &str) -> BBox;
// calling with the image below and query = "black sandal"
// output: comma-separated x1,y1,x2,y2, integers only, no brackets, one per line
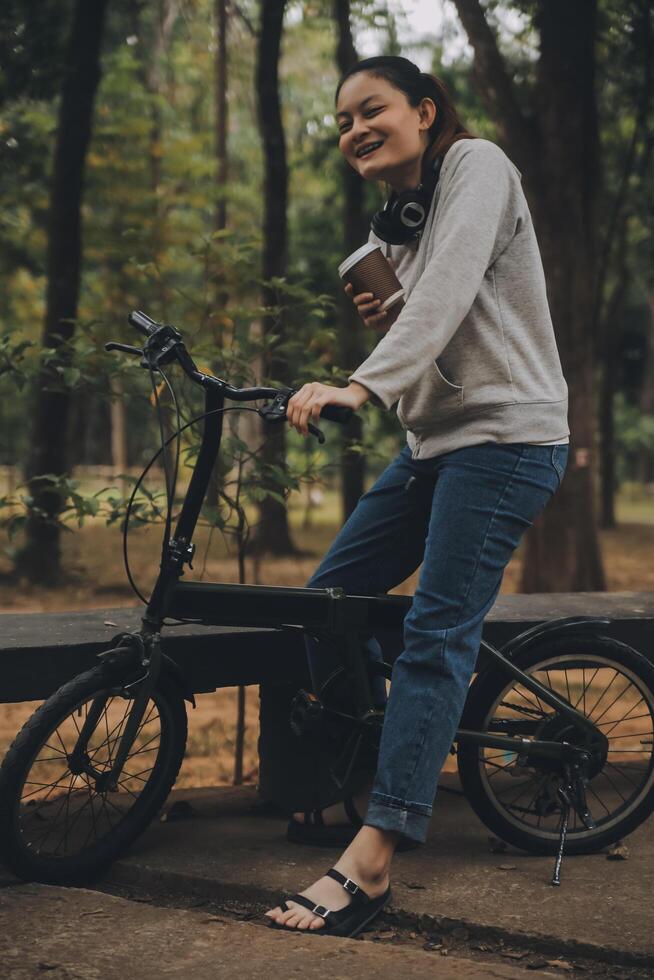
267,867,391,938
286,797,420,852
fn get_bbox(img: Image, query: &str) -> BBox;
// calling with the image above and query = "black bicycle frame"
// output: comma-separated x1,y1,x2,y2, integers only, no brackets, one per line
86,360,606,786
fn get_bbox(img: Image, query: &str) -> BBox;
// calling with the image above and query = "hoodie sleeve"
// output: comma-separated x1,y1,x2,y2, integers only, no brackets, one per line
349,140,521,409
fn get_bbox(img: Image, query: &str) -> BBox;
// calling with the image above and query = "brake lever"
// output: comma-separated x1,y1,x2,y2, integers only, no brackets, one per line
307,422,325,444
105,342,144,357
258,390,325,443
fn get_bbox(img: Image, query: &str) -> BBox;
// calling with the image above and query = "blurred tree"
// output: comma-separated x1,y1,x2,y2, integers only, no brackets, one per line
453,0,606,591
595,0,653,525
17,0,108,584
250,0,297,554
333,0,369,522
214,0,229,235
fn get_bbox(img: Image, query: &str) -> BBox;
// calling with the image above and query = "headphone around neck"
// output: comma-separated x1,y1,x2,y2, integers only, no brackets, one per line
371,155,443,246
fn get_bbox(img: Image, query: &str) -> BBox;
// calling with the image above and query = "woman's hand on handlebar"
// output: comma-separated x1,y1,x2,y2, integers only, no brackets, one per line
344,281,387,330
287,382,370,437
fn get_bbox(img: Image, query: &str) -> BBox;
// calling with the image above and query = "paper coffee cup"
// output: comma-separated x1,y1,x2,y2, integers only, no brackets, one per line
338,243,405,323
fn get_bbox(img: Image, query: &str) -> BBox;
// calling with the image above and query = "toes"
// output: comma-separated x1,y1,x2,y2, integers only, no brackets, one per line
276,903,325,932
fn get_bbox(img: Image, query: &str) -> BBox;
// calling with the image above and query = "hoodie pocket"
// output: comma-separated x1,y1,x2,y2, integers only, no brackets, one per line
434,359,464,397
397,360,465,432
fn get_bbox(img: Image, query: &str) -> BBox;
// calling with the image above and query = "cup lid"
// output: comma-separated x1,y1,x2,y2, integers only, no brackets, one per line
338,242,381,278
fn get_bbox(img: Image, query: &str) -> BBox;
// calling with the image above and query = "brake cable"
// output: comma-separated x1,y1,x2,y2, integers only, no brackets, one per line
122,404,261,605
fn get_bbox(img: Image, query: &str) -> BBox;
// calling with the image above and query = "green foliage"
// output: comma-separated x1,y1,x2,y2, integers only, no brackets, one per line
2,0,653,580
613,392,654,483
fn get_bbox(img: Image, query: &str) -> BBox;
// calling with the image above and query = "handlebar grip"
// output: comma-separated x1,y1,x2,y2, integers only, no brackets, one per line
128,310,159,337
319,404,353,425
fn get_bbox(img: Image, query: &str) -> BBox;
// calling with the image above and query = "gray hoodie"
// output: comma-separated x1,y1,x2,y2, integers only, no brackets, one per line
348,137,569,460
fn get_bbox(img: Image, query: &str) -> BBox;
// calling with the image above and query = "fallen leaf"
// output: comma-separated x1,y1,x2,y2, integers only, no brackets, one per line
546,959,574,971
606,841,629,861
501,950,528,960
498,864,517,871
104,621,119,627
401,880,426,890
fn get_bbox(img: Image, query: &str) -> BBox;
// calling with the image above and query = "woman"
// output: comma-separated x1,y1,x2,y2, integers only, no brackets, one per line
265,55,569,937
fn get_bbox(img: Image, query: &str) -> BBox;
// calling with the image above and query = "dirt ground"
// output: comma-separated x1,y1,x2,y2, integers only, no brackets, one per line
2,514,654,799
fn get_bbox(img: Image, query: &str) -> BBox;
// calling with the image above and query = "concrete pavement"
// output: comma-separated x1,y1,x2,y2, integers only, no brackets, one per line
99,777,654,966
1,882,568,980
1,775,653,978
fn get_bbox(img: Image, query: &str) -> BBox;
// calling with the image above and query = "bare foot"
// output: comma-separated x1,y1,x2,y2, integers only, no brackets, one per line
292,780,372,827
265,826,396,932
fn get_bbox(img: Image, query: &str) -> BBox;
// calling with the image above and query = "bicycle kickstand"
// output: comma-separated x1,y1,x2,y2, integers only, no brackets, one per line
551,788,570,887
551,761,596,887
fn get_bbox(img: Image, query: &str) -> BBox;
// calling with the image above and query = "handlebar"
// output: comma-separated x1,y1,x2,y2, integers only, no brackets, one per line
128,310,159,337
104,310,354,440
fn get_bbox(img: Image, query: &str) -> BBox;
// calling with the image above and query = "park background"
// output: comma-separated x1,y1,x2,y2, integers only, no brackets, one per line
0,0,653,790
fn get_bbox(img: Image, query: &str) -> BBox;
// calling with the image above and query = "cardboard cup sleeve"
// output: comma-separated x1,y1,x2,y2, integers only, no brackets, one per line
338,243,405,324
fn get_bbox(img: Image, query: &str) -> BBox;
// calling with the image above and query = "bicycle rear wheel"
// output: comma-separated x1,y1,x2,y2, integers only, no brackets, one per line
0,664,187,884
457,635,654,855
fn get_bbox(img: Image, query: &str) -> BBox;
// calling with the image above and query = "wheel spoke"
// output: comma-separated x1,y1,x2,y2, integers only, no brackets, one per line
594,767,628,806
597,711,651,729
585,669,619,721
592,682,637,727
474,650,654,843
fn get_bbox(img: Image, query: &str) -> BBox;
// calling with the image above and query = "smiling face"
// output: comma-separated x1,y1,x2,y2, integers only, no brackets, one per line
336,72,436,194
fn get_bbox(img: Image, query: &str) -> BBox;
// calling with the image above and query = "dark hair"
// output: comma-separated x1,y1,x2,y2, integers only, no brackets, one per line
335,56,476,178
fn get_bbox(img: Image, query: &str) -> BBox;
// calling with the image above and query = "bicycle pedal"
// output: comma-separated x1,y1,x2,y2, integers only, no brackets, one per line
289,689,325,740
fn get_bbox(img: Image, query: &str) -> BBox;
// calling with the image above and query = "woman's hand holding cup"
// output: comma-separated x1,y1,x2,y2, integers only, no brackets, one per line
344,282,388,331
338,243,404,330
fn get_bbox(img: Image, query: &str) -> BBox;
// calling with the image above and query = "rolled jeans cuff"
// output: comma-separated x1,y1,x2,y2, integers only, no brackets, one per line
364,792,431,844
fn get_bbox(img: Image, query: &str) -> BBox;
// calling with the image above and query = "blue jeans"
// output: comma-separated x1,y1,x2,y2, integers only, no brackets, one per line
304,441,569,843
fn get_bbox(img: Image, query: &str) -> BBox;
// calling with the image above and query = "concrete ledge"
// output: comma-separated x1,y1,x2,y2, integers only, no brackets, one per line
94,781,654,967
0,882,565,980
1,592,653,703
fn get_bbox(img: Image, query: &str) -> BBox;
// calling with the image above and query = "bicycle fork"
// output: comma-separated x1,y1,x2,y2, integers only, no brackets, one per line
68,633,163,794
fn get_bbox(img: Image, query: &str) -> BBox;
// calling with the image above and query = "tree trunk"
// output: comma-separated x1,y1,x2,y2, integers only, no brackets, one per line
206,0,230,518
453,0,605,591
642,292,654,416
18,0,108,585
637,291,654,484
145,0,178,306
250,0,296,554
214,0,228,236
110,375,128,479
334,0,368,523
598,227,629,529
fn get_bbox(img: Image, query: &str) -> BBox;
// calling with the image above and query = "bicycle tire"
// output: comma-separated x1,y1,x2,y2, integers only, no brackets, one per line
457,635,654,855
0,663,187,884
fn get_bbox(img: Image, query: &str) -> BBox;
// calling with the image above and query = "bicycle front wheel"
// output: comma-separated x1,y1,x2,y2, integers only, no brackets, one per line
457,635,654,855
0,664,187,884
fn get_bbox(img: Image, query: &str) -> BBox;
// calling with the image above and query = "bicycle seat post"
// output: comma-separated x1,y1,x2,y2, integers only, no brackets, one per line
325,587,375,719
